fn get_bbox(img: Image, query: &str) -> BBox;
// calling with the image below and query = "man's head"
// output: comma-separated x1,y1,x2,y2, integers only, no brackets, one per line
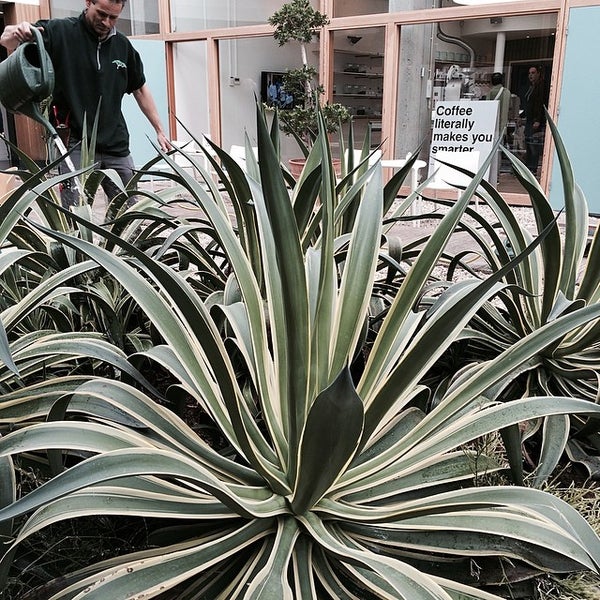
528,66,542,85
491,72,504,86
84,0,126,39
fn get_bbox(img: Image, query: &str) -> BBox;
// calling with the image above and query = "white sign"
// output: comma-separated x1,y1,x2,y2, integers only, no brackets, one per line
428,100,499,185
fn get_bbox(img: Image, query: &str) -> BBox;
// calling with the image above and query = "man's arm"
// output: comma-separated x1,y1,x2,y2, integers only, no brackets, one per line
0,22,37,52
132,84,170,152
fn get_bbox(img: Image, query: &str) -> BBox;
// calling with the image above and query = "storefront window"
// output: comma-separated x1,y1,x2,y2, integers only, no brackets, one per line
49,0,159,35
393,13,556,193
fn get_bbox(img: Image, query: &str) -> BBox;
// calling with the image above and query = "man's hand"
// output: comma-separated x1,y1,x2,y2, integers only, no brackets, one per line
157,131,171,153
0,22,42,52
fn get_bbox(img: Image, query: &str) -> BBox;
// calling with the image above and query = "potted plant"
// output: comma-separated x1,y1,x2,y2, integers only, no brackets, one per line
268,0,350,177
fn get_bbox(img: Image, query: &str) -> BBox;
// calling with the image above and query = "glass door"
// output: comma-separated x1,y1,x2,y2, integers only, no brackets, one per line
333,27,385,150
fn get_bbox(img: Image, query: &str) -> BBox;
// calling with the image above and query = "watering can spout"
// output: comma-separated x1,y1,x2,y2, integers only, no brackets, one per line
0,26,57,135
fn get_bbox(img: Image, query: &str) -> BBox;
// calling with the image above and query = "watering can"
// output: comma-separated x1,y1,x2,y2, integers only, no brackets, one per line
0,27,56,134
0,26,82,192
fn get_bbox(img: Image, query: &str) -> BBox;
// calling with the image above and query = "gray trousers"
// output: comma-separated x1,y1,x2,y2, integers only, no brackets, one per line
58,144,136,208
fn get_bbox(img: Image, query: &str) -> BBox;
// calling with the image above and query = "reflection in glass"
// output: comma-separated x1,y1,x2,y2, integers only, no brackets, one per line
49,0,159,35
170,1,320,33
393,14,556,191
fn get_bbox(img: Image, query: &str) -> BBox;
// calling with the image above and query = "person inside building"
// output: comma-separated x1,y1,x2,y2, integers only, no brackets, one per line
489,72,511,138
522,64,547,176
487,71,511,184
0,0,170,208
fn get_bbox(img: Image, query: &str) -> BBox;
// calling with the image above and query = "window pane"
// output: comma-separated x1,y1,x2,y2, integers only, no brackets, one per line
393,13,556,193
126,1,160,36
216,34,312,163
147,39,306,184
172,42,210,142
170,1,319,33
49,0,159,35
334,0,388,17
47,0,79,19
333,28,385,150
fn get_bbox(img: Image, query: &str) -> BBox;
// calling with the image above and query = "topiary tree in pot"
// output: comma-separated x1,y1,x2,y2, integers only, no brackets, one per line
268,0,350,176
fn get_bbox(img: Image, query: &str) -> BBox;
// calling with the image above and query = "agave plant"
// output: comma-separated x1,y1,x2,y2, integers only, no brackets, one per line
408,114,600,486
0,108,599,599
2,135,241,353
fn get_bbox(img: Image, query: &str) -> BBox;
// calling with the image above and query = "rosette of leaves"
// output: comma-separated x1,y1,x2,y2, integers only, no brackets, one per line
0,108,599,599
0,129,234,355
421,114,600,485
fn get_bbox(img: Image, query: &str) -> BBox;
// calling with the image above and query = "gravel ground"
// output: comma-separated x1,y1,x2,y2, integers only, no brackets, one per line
387,200,599,282
390,199,599,250
90,183,598,278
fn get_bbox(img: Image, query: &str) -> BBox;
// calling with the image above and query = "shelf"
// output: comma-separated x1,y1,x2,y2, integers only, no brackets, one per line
335,70,383,78
334,49,384,59
435,60,493,66
334,93,382,100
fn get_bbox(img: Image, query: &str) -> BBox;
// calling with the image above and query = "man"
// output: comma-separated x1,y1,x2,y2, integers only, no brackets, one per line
488,72,511,138
522,65,546,176
0,0,170,207
487,72,511,185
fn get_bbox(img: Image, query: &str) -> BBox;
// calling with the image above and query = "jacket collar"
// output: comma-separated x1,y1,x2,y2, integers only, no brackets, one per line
79,10,117,42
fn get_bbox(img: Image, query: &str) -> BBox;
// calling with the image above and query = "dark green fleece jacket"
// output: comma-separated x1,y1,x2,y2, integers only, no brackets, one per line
37,11,145,156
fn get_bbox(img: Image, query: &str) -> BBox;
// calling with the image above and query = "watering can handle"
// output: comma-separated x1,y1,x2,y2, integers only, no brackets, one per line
30,26,50,88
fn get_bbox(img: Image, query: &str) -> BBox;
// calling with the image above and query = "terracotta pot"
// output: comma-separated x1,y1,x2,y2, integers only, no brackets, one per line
288,158,306,179
288,157,342,179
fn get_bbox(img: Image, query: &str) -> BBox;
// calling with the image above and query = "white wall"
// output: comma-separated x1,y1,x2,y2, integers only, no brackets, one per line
122,39,169,166
172,41,210,144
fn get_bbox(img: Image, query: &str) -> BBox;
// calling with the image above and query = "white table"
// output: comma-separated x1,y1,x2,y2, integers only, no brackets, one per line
381,156,427,192
381,156,427,225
